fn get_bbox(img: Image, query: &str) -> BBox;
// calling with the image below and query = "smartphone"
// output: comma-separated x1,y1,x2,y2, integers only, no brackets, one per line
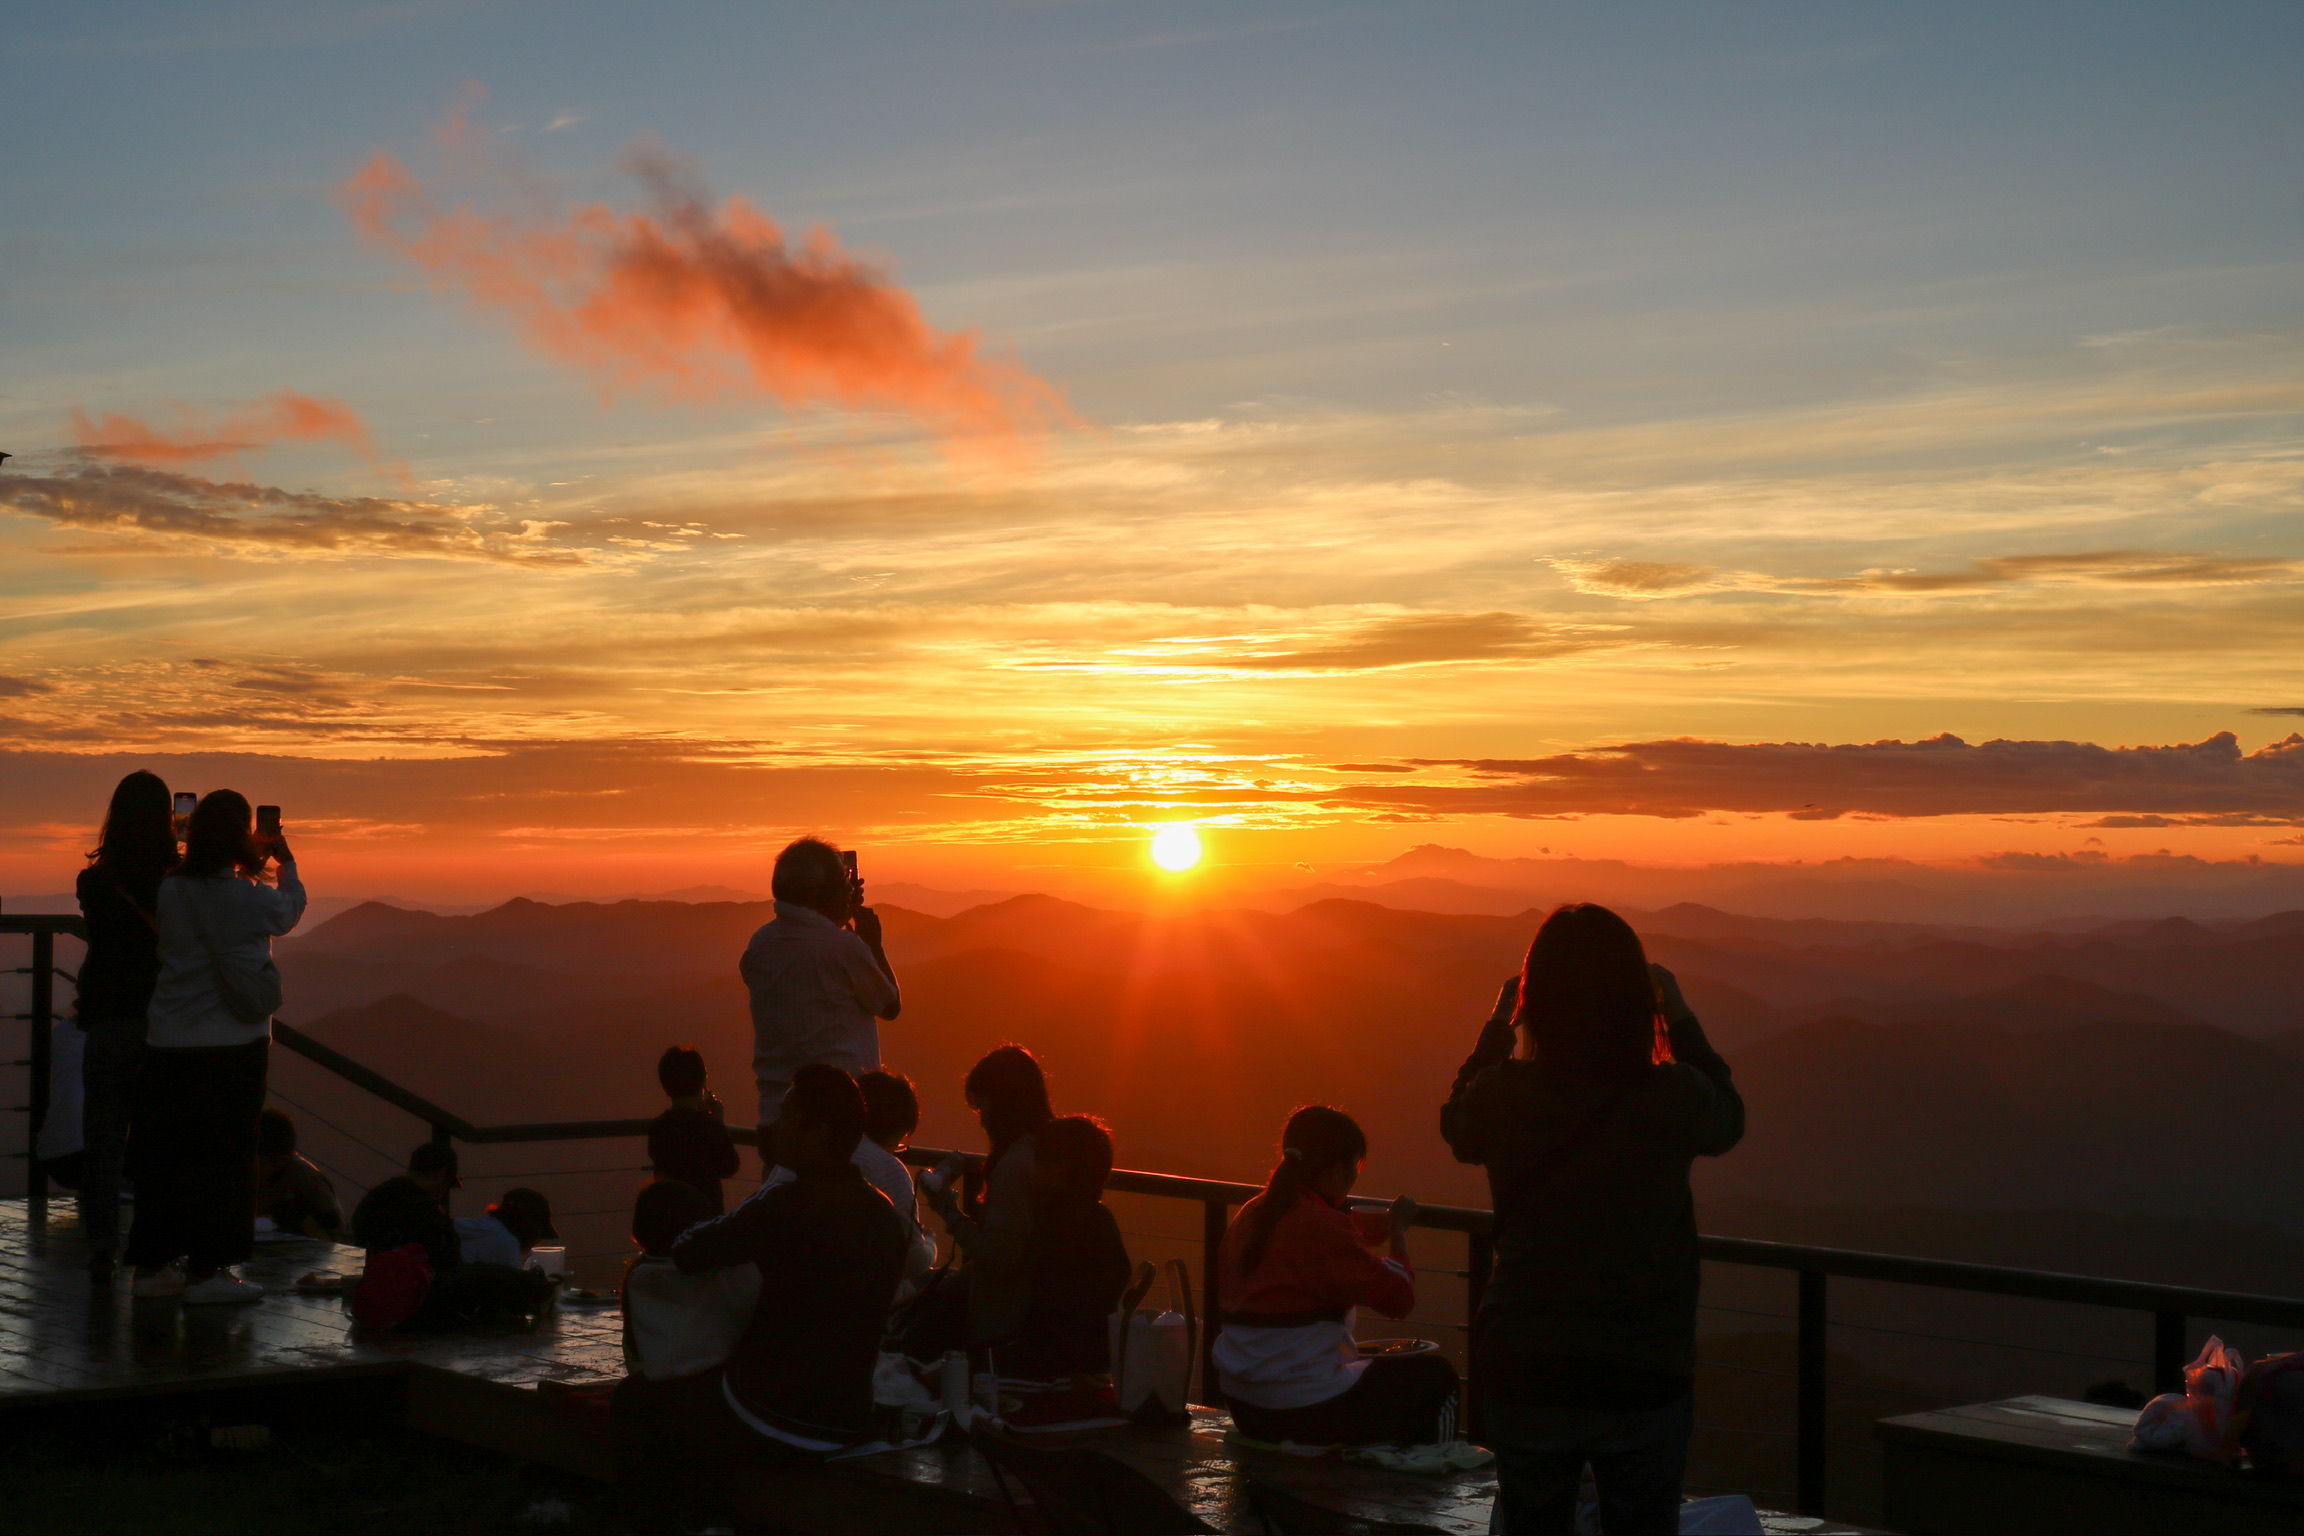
256,804,281,854
172,792,198,844
840,848,864,905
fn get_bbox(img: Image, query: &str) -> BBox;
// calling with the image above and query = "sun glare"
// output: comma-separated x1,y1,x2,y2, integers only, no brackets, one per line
1149,825,1203,872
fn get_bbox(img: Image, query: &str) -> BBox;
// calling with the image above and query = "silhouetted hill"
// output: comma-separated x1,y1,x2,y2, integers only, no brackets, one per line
269,894,2304,1232
1701,1019,2304,1227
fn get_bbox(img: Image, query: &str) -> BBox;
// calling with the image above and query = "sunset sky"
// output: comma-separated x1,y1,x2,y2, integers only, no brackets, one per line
4,2,2302,900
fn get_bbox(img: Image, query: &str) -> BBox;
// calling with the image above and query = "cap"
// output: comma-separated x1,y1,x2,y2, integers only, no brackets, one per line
409,1141,461,1188
491,1186,558,1243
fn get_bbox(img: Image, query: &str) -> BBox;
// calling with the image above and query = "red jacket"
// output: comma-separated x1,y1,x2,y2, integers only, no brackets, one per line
1219,1191,1413,1318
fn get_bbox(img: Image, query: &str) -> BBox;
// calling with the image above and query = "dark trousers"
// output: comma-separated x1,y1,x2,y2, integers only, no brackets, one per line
1226,1352,1461,1448
77,1014,146,1253
1483,1392,1692,1536
123,1039,267,1274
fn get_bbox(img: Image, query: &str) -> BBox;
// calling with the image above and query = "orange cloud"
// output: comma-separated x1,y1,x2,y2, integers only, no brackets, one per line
338,96,1072,456
71,390,384,468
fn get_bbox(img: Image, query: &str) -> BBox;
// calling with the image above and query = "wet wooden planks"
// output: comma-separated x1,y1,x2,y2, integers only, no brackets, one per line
0,1198,624,1409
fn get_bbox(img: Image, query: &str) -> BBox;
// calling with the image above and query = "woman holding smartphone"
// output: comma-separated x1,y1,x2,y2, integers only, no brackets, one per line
1441,904,1744,1536
126,791,306,1303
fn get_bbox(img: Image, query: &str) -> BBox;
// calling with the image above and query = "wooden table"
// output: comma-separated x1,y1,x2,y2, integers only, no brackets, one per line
1879,1394,2304,1536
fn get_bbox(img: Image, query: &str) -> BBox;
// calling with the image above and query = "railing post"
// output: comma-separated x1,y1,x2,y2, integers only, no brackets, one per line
1464,1229,1493,1439
1201,1197,1227,1407
1797,1268,1826,1517
27,928,55,1209
2154,1310,2187,1396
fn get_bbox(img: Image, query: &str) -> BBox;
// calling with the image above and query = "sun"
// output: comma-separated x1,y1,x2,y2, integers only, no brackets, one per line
1149,825,1203,872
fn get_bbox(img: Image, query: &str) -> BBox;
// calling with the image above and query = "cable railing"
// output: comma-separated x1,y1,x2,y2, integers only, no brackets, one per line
12,909,2304,1519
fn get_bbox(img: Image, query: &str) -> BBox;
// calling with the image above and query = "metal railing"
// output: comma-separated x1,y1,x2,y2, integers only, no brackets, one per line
12,909,2304,1517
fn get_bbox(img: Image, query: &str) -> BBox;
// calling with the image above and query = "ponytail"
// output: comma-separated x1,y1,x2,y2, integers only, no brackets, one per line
1234,1105,1368,1276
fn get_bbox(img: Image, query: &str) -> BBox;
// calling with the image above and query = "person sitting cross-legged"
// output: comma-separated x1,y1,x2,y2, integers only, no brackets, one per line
1215,1105,1481,1468
671,1062,910,1458
613,1178,763,1536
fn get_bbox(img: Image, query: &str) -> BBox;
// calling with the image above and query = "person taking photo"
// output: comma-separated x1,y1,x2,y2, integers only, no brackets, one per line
738,837,899,1158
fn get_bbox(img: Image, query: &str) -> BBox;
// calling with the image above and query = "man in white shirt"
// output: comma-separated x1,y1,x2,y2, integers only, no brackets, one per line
739,838,900,1155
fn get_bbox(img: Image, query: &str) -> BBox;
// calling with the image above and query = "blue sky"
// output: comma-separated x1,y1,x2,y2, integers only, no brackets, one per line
4,2,2302,891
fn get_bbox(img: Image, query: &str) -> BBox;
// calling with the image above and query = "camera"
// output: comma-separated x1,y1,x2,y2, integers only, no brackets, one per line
839,848,865,907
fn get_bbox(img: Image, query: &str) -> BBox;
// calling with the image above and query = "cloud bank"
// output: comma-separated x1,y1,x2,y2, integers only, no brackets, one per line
1374,732,2304,822
339,95,1072,453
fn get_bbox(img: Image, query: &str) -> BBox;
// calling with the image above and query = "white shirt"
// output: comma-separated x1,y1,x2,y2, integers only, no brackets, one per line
624,1256,761,1380
148,864,307,1048
740,903,899,1124
455,1214,525,1269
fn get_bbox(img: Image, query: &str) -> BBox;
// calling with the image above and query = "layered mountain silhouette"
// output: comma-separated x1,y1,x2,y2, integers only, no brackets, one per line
277,891,2304,1238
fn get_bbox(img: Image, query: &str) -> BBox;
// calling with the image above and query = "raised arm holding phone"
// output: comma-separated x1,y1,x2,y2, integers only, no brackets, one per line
738,837,902,1159
128,790,308,1305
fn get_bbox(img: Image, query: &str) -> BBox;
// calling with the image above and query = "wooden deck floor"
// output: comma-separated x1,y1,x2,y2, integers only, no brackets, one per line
0,1197,623,1408
1,1198,1872,1534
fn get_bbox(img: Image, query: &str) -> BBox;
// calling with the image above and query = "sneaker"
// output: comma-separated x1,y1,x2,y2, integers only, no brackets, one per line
1225,1428,1337,1457
183,1270,265,1305
998,1386,1127,1434
131,1265,186,1298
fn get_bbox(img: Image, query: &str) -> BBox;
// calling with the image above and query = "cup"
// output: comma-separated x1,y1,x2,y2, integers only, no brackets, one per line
530,1245,570,1278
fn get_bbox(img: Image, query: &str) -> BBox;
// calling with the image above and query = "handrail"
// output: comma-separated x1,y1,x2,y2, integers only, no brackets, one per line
271,1021,762,1148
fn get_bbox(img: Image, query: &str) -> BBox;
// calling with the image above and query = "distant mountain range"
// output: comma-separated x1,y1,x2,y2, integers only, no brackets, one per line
275,889,2304,1242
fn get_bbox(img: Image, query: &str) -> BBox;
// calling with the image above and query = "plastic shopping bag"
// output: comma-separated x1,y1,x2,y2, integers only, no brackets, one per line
1111,1258,1196,1426
2132,1335,2246,1459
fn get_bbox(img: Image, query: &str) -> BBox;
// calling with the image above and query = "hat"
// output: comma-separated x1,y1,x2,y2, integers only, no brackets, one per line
490,1186,558,1244
408,1141,461,1188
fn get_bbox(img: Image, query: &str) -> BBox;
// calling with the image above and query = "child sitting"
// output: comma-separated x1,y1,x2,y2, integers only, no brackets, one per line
614,1178,761,1534
647,1045,741,1214
456,1186,556,1269
253,1108,341,1237
857,1070,940,1298
995,1114,1133,1429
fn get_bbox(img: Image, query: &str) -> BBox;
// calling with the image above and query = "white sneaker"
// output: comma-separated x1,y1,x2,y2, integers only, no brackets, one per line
131,1265,186,1298
183,1270,265,1305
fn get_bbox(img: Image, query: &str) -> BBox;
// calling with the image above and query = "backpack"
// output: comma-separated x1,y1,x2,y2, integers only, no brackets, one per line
352,1243,434,1330
2237,1352,2304,1475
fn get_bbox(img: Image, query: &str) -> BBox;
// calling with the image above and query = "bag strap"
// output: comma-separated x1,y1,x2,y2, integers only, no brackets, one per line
182,882,249,1014
108,876,161,936
1166,1256,1198,1361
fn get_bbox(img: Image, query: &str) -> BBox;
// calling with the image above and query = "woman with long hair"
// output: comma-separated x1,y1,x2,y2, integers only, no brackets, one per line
1212,1106,1472,1463
1442,903,1744,1536
72,770,179,1283
918,1043,1055,1355
126,790,306,1304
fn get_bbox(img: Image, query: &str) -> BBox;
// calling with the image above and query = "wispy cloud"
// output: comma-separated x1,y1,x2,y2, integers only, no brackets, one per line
3,462,590,566
338,91,1076,457
1010,612,1638,677
71,389,388,470
1553,550,2304,601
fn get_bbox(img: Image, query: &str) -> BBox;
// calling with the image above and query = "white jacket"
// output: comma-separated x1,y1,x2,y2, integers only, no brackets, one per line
148,863,306,1048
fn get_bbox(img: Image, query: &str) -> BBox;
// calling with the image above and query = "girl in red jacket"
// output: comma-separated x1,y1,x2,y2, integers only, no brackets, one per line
1214,1105,1469,1458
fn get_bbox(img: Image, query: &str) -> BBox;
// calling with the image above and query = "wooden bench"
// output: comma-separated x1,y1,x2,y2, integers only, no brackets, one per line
1879,1394,2304,1536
